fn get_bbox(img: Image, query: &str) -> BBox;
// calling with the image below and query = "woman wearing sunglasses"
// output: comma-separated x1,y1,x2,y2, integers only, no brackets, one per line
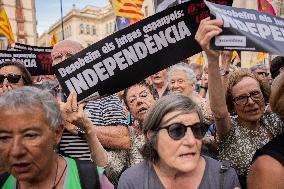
117,94,240,189
0,61,33,95
195,18,284,188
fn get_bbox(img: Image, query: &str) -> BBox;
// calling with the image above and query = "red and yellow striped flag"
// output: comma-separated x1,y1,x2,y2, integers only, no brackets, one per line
0,7,15,45
50,32,58,47
113,0,144,21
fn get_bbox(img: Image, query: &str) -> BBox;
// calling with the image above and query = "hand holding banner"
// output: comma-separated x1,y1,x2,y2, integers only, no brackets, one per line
52,0,233,102
206,0,284,55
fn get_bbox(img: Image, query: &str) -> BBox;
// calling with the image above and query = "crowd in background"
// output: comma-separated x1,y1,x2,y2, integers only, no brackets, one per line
0,17,284,189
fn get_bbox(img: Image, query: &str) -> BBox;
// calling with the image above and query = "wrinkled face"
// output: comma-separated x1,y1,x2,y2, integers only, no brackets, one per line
51,41,82,65
156,111,202,173
231,77,265,122
194,67,203,81
254,68,269,83
0,108,62,182
0,65,25,89
168,71,194,96
126,85,155,123
150,69,167,86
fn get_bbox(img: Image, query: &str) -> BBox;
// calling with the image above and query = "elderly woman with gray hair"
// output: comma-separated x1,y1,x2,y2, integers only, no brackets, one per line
167,63,213,125
0,87,113,189
117,94,240,189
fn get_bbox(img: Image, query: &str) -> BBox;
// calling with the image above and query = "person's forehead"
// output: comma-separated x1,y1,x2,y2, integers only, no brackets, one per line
232,77,260,95
52,42,82,54
0,65,22,74
170,70,188,79
255,68,267,72
127,85,150,97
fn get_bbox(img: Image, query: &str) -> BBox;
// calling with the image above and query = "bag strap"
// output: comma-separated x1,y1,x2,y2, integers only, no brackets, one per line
75,159,101,189
219,160,230,189
0,172,10,188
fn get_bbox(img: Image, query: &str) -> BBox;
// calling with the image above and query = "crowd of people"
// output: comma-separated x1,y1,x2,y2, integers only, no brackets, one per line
0,16,283,189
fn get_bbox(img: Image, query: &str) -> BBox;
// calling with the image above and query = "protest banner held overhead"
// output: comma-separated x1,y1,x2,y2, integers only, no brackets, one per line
13,43,53,53
206,0,284,55
52,0,233,102
0,43,53,76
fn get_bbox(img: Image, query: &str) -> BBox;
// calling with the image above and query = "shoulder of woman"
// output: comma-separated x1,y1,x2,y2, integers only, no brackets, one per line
203,156,237,176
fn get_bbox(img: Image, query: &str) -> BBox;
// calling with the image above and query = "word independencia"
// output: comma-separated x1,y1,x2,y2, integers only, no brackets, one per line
62,21,191,94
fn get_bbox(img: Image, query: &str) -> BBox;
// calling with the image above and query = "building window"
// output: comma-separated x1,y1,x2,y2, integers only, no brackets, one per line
92,25,96,35
105,23,108,34
80,24,84,34
144,6,148,17
86,25,90,34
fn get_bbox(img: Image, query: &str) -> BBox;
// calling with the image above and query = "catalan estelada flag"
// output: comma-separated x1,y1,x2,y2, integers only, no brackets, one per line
258,0,276,15
114,0,144,21
0,7,15,45
50,32,58,47
113,0,144,30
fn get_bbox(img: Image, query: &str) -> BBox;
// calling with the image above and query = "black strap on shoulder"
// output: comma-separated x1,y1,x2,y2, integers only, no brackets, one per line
219,160,230,189
0,172,10,188
75,159,101,189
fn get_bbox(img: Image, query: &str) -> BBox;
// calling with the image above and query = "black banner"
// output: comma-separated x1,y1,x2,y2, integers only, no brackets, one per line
207,0,284,55
0,50,53,76
53,0,232,102
13,43,53,53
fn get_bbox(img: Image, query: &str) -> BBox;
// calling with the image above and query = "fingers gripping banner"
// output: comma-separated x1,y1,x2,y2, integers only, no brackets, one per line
206,0,284,55
53,0,232,102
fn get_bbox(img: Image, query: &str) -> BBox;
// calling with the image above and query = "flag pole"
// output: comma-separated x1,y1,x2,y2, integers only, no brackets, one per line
60,0,64,40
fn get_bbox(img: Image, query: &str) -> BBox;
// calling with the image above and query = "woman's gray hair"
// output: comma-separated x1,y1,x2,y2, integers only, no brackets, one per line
167,63,197,84
0,86,63,130
250,63,267,72
141,93,204,163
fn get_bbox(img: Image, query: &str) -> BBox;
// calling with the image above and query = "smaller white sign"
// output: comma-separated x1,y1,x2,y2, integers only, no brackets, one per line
215,35,246,46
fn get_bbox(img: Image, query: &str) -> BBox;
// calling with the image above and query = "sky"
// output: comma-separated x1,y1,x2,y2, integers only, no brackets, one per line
36,0,109,36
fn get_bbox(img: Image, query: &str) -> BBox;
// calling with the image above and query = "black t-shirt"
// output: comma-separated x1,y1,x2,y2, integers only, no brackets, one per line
252,132,284,166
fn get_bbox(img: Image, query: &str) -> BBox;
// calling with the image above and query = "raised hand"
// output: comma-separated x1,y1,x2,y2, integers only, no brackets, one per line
59,92,91,134
195,17,223,63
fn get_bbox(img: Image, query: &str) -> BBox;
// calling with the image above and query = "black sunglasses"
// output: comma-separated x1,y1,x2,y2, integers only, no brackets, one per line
0,74,22,84
256,72,269,77
156,122,207,140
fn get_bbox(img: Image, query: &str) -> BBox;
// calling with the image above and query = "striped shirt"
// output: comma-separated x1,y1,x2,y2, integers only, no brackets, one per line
59,94,128,161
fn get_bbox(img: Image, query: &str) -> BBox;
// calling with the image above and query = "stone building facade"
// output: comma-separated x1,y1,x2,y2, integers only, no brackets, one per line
0,0,37,49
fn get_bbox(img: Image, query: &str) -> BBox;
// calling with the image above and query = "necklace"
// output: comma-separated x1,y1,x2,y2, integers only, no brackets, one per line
16,156,67,189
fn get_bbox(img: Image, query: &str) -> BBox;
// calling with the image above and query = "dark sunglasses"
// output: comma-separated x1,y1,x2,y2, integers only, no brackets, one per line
156,122,207,140
0,74,22,84
256,72,269,77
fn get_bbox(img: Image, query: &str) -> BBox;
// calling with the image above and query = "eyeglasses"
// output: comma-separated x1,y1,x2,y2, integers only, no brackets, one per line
256,72,269,77
233,91,263,105
156,122,207,140
0,74,22,84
